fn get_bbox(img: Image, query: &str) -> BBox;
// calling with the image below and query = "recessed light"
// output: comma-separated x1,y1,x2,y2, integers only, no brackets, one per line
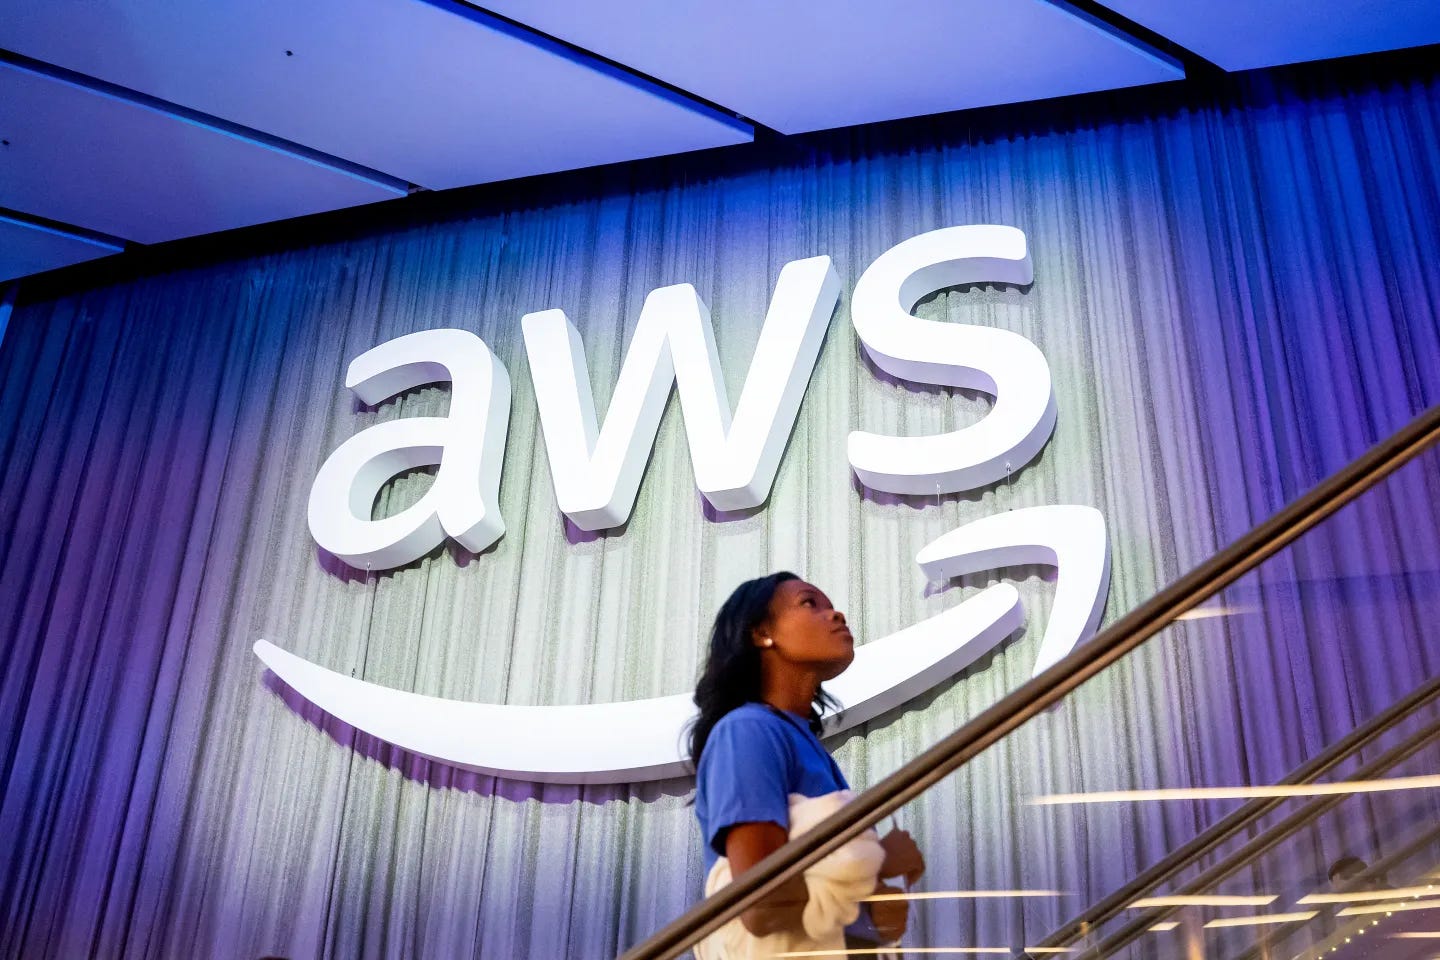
1032,774,1440,805
1339,901,1440,917
1204,913,1318,929
1301,886,1440,904
774,949,1014,956
1174,605,1256,620
1130,895,1277,908
863,889,1064,902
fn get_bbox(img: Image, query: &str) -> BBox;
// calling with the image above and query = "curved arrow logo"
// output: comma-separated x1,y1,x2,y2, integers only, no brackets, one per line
255,506,1108,784
916,504,1111,677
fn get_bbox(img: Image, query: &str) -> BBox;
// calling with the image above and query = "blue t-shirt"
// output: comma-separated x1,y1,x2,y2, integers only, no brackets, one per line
695,702,849,873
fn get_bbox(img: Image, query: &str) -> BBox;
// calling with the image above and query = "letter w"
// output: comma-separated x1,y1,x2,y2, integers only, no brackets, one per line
521,257,840,531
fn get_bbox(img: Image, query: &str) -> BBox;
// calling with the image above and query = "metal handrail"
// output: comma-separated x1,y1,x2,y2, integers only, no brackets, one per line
1035,671,1440,949
1234,815,1440,960
619,403,1440,960
1084,713,1440,960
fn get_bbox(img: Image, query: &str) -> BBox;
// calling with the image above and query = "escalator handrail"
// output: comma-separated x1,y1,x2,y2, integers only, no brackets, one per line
619,403,1440,960
1035,671,1440,949
1086,711,1440,960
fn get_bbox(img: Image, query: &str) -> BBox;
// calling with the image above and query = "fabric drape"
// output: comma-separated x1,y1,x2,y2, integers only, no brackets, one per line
1,59,1438,959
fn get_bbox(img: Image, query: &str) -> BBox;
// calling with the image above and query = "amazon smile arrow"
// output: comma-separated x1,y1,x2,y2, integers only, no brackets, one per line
254,506,1107,783
916,505,1111,676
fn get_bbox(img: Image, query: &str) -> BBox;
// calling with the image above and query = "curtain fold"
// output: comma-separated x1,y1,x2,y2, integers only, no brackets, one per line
1,61,1438,959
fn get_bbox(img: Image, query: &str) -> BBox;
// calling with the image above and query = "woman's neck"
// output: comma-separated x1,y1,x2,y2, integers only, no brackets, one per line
760,670,820,717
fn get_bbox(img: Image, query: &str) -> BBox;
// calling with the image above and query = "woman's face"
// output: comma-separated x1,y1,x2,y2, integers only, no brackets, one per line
758,579,854,680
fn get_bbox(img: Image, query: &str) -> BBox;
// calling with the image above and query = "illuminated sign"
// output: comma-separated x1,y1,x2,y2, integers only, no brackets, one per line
257,225,1111,783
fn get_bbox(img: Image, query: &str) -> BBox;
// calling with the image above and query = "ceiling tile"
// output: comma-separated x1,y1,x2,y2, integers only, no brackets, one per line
0,216,123,283
1095,0,1440,71
479,0,1184,134
0,0,752,190
0,63,405,245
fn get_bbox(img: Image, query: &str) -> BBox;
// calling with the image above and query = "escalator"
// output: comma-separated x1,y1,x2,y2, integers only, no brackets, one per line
623,403,1440,960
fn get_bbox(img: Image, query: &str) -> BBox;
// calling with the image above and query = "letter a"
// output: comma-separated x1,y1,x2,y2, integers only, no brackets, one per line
308,329,511,570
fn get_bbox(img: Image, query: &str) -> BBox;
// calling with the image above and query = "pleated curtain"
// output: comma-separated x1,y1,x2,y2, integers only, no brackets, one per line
1,58,1438,959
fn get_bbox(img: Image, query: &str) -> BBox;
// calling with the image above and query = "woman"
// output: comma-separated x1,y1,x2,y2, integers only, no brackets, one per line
691,572,926,955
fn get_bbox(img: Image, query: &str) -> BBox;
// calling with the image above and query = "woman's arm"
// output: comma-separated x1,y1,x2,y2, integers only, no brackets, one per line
724,821,811,937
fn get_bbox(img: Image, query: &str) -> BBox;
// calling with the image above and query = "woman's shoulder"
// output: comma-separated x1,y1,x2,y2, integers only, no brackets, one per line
698,704,797,782
705,703,794,752
712,702,785,732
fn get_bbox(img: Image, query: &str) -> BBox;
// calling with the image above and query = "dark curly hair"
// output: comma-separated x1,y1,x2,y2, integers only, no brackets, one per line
687,571,840,769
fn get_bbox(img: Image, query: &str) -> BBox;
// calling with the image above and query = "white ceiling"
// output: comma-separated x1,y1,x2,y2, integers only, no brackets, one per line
0,215,123,282
0,0,1433,282
0,0,751,190
1098,0,1440,71
0,62,404,246
478,0,1183,134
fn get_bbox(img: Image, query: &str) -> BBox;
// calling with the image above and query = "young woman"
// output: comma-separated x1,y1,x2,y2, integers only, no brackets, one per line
690,572,926,953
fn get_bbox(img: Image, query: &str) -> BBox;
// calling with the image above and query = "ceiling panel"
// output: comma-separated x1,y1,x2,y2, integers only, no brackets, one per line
0,216,123,283
1093,0,1440,71
0,0,752,190
477,0,1184,134
0,63,405,245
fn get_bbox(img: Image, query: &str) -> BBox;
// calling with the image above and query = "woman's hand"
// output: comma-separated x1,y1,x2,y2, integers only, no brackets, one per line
869,882,910,942
878,828,925,885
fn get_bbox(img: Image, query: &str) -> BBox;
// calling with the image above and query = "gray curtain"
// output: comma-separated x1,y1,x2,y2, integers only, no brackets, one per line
1,60,1438,959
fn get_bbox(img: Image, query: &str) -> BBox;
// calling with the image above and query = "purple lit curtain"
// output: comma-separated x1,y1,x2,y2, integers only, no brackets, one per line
1,61,1438,959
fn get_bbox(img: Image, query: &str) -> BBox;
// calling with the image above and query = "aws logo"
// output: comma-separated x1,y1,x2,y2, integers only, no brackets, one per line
254,225,1111,783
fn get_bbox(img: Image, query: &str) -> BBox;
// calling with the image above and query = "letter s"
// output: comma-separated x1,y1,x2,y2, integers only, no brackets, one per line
848,225,1056,495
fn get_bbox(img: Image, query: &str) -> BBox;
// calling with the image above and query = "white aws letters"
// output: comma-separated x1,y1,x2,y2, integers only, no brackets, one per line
306,231,1065,566
307,329,511,569
848,225,1057,494
277,224,1116,783
522,256,841,530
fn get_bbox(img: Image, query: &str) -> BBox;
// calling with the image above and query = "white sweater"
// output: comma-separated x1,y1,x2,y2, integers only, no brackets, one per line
696,790,885,960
